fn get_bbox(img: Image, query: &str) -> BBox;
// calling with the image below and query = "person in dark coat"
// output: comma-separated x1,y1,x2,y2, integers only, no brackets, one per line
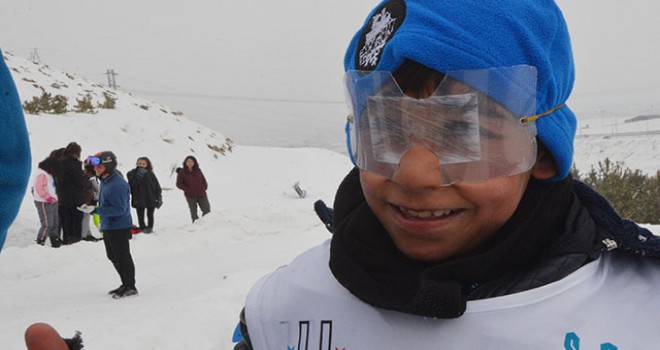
127,157,162,233
175,155,210,223
55,142,86,245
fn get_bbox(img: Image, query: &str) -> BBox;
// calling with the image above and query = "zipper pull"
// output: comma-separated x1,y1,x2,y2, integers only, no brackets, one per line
602,239,618,251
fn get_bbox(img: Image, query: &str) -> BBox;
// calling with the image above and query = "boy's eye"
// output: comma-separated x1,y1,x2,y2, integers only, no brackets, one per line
483,104,502,119
479,127,502,140
443,120,472,136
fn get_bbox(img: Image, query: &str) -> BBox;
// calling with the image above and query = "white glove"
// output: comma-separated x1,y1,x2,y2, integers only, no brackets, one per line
77,204,96,213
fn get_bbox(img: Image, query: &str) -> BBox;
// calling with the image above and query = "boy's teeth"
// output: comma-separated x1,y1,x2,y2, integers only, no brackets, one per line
399,207,453,218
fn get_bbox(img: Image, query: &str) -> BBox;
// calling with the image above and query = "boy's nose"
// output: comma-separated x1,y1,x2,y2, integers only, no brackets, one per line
392,145,443,188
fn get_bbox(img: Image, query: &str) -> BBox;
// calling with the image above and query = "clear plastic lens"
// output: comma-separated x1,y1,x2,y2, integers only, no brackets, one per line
367,93,481,165
344,66,538,185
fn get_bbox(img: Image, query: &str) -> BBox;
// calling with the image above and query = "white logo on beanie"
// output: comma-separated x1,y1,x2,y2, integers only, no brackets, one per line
359,8,397,68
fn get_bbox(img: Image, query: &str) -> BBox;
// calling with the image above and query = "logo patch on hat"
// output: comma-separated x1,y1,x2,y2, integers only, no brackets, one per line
356,0,406,71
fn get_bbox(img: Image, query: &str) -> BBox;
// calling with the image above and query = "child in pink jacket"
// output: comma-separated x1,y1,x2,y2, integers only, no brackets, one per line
31,156,61,247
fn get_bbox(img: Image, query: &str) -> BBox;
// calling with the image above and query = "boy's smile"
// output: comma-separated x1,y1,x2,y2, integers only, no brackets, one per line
397,206,457,219
360,144,533,262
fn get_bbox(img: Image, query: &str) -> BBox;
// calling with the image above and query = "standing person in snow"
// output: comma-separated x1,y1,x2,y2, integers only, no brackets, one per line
55,142,86,245
80,161,100,241
48,148,66,242
86,151,138,299
127,156,162,233
176,155,210,223
231,1,660,349
48,148,66,182
31,155,62,247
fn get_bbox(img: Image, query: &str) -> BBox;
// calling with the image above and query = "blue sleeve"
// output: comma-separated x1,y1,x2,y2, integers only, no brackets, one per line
232,323,244,342
0,51,31,251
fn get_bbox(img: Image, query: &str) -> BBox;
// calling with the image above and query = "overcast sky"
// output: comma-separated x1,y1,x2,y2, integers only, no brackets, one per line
2,0,660,146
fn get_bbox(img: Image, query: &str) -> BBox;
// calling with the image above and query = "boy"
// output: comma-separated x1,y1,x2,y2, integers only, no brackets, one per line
233,0,660,349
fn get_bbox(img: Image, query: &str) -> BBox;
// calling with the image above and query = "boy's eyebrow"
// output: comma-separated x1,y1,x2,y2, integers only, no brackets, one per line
482,97,512,120
479,127,502,140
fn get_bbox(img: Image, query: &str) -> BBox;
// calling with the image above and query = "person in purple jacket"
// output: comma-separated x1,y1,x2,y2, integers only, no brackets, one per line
175,155,210,223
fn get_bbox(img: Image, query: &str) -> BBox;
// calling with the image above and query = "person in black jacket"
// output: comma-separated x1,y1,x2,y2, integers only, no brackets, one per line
126,157,162,233
55,142,86,245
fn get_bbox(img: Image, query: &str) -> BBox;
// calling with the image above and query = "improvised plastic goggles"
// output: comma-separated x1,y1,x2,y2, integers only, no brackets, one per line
344,65,561,185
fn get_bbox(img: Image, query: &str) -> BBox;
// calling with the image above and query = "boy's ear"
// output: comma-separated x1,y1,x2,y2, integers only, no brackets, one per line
531,147,557,180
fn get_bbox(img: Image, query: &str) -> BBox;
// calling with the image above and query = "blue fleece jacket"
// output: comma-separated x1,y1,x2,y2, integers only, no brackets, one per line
0,50,31,251
97,171,133,231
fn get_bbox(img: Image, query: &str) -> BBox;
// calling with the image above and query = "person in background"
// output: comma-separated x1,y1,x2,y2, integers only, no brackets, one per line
48,147,66,181
48,147,66,241
86,151,138,299
175,155,210,223
80,162,100,241
55,142,86,245
127,156,162,233
31,155,62,247
231,1,660,349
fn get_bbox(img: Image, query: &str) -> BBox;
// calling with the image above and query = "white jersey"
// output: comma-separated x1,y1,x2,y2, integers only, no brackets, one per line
245,239,660,350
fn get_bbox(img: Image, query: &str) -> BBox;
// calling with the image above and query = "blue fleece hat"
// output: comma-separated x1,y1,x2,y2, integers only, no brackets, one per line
344,0,576,181
0,51,31,251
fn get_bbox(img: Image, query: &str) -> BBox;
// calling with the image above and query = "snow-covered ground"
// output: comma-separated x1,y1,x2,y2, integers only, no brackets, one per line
1,144,352,350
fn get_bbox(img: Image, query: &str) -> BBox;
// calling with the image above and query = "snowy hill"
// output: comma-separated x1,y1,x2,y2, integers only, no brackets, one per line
4,50,234,174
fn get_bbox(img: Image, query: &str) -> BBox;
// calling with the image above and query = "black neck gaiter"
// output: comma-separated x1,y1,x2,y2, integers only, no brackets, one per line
329,168,575,318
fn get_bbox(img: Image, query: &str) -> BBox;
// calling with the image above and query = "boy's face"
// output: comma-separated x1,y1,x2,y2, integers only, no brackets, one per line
360,144,534,262
354,64,558,262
